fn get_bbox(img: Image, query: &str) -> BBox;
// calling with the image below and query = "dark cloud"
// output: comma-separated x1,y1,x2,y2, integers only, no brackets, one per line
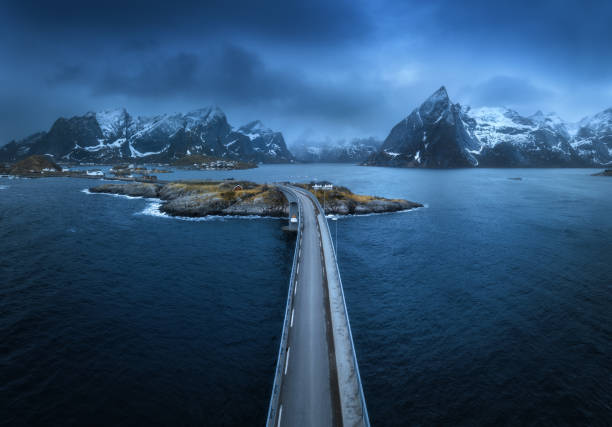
378,0,612,81
46,64,86,85
89,45,381,120
3,0,370,44
461,76,555,109
94,53,202,97
0,0,610,144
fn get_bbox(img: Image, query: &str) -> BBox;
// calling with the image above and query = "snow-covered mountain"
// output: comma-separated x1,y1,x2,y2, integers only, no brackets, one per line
238,120,293,163
0,107,294,163
292,137,381,163
365,86,612,168
571,108,612,166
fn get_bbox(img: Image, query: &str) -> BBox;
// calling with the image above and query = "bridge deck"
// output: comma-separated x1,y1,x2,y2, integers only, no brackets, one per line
268,185,369,427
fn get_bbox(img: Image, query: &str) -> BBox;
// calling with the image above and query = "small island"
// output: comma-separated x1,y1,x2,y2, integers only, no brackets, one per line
89,180,422,218
593,169,612,176
0,155,88,178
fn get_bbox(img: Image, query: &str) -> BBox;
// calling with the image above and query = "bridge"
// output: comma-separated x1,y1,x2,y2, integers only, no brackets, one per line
267,185,370,427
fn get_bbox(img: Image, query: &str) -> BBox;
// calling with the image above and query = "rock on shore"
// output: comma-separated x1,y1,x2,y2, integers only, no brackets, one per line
296,183,423,215
88,180,422,218
89,182,162,198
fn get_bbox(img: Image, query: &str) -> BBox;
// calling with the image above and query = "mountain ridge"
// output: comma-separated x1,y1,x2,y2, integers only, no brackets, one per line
365,87,612,168
0,106,294,164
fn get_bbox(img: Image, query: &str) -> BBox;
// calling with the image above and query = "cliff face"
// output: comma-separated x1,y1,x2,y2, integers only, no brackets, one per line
365,87,478,168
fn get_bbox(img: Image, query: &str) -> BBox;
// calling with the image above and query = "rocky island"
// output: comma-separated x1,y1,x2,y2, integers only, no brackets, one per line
0,154,87,178
0,154,63,175
89,180,422,218
593,169,612,176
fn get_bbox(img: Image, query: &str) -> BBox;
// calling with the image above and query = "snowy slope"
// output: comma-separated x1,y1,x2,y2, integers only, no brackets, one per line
571,108,612,165
1,107,294,163
237,120,293,162
367,87,605,168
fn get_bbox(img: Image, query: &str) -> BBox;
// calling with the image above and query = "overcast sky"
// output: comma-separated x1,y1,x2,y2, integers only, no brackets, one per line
1,0,611,145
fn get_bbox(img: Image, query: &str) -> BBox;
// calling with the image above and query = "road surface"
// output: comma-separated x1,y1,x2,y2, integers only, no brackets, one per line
273,186,341,427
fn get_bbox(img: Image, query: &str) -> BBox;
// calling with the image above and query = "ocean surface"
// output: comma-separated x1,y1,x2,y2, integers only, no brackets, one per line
1,165,611,426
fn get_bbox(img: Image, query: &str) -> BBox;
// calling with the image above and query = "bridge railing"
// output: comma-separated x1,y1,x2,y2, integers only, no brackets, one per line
265,196,303,427
307,190,371,427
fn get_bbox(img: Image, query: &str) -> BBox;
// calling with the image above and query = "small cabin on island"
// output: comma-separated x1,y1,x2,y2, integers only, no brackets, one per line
233,184,243,191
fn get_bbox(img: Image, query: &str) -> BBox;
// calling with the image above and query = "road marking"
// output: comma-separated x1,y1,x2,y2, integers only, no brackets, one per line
290,308,294,327
296,263,299,275
284,347,291,375
277,405,283,427
294,281,298,295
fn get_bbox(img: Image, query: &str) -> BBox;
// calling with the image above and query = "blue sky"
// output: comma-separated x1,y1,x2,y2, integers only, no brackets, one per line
1,0,611,145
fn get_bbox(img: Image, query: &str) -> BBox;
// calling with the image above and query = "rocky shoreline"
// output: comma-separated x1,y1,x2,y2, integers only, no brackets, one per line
88,180,423,218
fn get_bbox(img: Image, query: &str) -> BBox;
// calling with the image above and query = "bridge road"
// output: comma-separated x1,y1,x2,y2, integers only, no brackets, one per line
274,186,341,427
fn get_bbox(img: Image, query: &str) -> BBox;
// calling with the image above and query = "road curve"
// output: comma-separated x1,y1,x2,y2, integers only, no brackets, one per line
267,185,369,427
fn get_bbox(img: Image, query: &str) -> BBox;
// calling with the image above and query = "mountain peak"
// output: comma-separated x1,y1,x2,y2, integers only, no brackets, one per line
421,86,450,107
241,120,267,132
425,86,449,103
435,85,448,97
95,108,130,138
529,110,566,129
186,106,226,121
418,85,452,119
97,107,127,115
0,106,295,164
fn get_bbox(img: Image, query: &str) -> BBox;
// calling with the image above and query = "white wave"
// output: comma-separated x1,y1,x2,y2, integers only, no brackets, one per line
139,201,171,218
137,200,282,222
81,188,145,200
82,187,283,222
334,205,426,219
0,185,8,190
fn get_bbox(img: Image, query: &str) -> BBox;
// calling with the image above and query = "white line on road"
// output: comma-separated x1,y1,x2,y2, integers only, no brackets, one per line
290,308,294,327
297,263,299,275
294,281,298,295
284,347,291,375
277,405,283,427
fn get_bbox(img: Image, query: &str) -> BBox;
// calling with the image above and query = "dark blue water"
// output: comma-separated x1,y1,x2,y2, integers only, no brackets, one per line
1,167,611,426
0,177,293,426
